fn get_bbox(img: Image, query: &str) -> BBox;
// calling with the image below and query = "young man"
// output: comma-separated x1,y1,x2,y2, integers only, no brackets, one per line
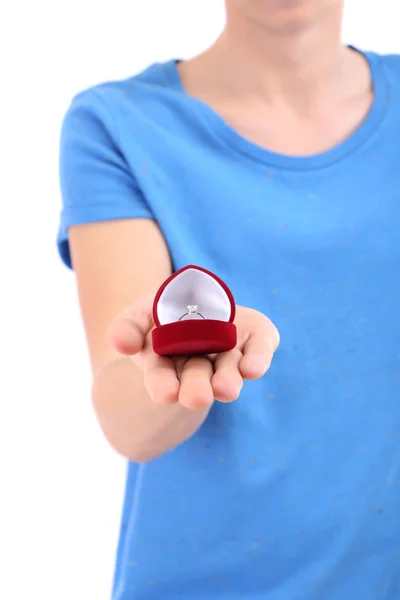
58,0,400,598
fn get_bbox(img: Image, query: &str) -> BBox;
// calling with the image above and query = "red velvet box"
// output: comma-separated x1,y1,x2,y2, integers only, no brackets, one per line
152,265,237,356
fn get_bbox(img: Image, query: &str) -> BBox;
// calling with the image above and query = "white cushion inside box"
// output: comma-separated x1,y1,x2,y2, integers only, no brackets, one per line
156,268,232,325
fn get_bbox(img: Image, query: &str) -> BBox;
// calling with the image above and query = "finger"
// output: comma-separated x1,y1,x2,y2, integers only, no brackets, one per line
211,348,243,402
239,325,280,380
106,294,154,356
142,348,180,405
178,357,215,410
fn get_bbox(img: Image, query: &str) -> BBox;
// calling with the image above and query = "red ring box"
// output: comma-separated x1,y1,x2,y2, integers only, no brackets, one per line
152,265,237,356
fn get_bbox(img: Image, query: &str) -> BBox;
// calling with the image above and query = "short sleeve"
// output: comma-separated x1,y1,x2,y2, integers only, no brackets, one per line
57,88,153,268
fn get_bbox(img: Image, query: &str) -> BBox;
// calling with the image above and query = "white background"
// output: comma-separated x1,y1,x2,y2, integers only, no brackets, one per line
1,1,399,599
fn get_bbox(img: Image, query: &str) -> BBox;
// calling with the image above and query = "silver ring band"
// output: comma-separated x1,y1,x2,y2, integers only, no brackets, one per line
179,312,205,321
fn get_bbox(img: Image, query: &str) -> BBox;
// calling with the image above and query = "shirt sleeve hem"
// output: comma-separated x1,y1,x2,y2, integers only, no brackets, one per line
57,204,154,269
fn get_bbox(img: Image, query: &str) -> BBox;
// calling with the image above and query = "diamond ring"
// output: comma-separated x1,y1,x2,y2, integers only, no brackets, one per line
178,304,206,321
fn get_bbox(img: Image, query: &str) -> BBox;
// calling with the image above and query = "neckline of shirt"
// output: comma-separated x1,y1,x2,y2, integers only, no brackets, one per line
162,47,389,172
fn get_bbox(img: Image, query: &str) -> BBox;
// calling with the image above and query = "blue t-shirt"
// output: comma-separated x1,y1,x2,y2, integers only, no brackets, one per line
58,49,400,600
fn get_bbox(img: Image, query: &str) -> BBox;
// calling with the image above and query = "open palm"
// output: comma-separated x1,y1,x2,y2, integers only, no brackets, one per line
108,294,280,410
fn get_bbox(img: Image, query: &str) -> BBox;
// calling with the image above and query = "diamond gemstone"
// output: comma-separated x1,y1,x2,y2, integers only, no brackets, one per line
187,305,198,314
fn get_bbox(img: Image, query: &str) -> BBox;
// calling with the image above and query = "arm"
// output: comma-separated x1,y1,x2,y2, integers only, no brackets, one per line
69,218,210,463
59,87,281,462
69,216,279,463
59,91,276,463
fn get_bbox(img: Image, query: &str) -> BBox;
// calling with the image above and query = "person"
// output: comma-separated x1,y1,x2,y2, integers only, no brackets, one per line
57,0,400,598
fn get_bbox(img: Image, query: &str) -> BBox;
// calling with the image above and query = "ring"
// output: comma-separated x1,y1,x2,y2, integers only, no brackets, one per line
178,304,206,321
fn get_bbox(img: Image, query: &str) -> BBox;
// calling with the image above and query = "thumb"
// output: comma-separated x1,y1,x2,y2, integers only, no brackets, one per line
106,294,155,356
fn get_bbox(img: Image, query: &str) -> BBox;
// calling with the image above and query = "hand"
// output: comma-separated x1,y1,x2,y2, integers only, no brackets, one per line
107,295,280,410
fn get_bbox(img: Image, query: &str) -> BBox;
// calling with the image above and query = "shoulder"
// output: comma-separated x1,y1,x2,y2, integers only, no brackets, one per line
61,61,185,157
359,50,400,116
366,50,400,81
65,62,176,127
377,52,400,70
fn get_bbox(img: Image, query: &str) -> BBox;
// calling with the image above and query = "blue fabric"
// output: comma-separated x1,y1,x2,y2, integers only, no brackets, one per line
58,49,400,599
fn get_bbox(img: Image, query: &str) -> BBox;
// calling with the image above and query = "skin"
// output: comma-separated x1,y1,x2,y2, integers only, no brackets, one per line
179,0,372,155
227,0,341,33
69,0,372,462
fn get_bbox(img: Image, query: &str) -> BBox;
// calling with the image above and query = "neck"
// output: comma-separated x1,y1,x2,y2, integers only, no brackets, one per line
203,1,348,104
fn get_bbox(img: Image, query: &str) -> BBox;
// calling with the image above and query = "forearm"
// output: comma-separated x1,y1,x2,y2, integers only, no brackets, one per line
92,357,210,462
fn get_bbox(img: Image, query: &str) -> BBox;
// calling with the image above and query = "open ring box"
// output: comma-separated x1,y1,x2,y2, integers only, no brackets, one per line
152,265,237,356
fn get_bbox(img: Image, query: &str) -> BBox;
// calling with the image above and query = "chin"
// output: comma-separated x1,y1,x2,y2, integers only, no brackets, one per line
228,0,340,33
